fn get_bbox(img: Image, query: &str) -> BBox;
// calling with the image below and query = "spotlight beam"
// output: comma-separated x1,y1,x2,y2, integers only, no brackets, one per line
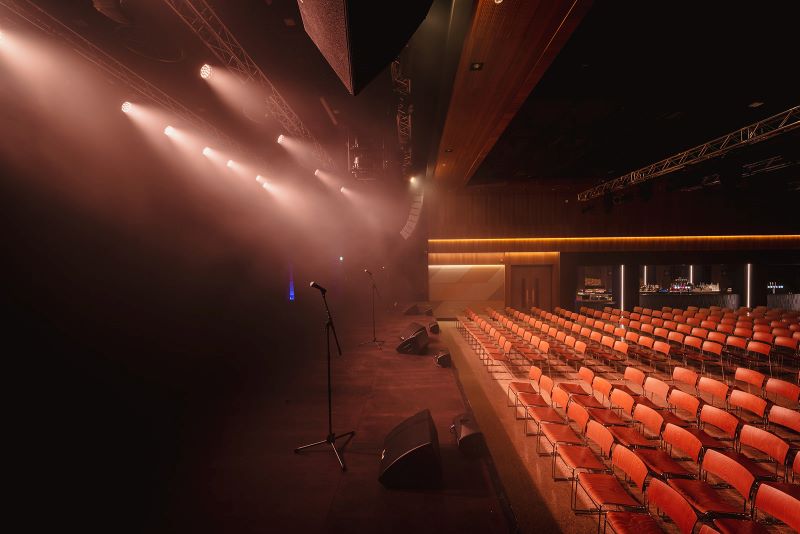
1,0,247,157
161,0,335,170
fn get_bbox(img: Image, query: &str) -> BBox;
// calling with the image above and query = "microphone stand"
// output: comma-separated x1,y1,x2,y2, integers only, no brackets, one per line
294,285,355,471
359,270,384,350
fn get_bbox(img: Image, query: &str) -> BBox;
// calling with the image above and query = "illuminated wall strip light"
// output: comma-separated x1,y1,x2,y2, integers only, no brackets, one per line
746,263,752,308
428,264,505,268
689,265,694,284
620,264,625,312
643,265,648,286
428,234,800,244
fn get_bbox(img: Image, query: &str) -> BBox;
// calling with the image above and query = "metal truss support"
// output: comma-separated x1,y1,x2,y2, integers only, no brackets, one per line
161,0,335,171
0,0,243,155
577,106,800,201
392,59,412,174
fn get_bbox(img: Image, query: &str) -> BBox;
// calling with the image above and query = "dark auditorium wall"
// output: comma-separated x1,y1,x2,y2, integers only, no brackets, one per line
427,182,800,238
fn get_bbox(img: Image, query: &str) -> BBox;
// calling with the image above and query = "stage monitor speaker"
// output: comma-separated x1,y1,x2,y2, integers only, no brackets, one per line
433,350,451,368
378,409,441,488
396,322,429,354
428,321,440,334
297,0,434,95
450,413,486,457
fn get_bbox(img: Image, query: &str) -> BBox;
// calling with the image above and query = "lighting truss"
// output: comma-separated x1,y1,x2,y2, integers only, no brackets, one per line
391,59,412,174
577,105,800,201
161,0,335,171
0,0,243,155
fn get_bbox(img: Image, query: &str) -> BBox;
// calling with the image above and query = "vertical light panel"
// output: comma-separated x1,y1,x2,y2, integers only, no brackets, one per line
689,265,694,284
620,264,625,311
746,263,752,308
643,265,648,286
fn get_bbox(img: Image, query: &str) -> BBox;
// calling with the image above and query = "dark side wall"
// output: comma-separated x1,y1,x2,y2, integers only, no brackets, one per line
427,179,800,238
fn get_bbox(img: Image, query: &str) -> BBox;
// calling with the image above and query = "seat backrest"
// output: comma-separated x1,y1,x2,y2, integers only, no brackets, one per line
702,340,722,356
765,378,800,404
601,335,614,349
707,331,727,344
752,332,775,345
644,376,670,401
726,335,747,351
653,340,670,356
625,331,639,344
663,320,678,331
672,367,698,388
640,323,655,335
668,389,701,419
734,327,753,338
593,377,613,401
735,367,765,389
755,483,800,532
539,340,550,354
767,404,800,433
634,403,664,436
551,386,570,409
697,377,729,406
691,327,709,339
586,420,614,457
647,479,698,534
668,331,685,344
662,423,702,463
702,449,755,502
684,335,702,351
729,389,768,418
753,324,771,333
612,444,649,490
613,327,625,338
555,331,566,342
739,424,789,464
653,327,669,340
700,320,717,330
590,331,602,344
624,366,646,389
629,320,642,331
564,335,576,348
700,404,739,439
567,402,591,433
774,335,799,352
539,374,555,395
639,336,655,349
612,340,628,355
574,340,587,355
529,365,544,384
578,366,594,385
677,323,692,335
610,389,635,416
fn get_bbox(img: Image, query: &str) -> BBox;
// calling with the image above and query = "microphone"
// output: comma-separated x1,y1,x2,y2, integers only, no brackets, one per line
364,269,372,276
309,281,327,294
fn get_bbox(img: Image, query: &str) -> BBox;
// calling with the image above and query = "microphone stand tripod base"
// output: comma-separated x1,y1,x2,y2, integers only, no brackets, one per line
294,430,356,471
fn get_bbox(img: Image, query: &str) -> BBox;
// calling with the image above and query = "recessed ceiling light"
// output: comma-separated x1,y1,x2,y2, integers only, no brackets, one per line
444,148,453,153
469,62,483,71
748,101,764,108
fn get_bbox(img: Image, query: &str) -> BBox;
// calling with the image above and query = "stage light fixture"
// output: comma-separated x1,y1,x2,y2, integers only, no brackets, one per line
277,134,286,144
340,186,346,193
314,169,321,177
164,125,176,137
202,147,212,157
120,101,132,114
262,182,272,191
256,175,266,184
339,256,344,262
226,159,234,168
200,64,213,79
409,176,418,185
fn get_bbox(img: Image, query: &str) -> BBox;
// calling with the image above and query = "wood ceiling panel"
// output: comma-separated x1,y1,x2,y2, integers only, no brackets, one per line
433,0,592,187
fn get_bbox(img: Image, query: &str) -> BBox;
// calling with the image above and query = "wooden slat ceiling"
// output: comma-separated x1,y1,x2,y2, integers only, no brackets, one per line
433,0,592,187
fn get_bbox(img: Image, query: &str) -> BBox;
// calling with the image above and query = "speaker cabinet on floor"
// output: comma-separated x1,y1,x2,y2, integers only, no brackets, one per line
428,321,440,334
433,350,451,368
378,409,441,488
396,322,429,354
297,0,434,95
450,413,486,457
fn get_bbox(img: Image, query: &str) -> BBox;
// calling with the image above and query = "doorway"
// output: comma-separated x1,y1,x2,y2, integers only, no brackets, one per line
510,265,553,312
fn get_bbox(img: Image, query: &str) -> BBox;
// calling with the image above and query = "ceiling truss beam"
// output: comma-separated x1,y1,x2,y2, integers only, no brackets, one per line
577,106,800,201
